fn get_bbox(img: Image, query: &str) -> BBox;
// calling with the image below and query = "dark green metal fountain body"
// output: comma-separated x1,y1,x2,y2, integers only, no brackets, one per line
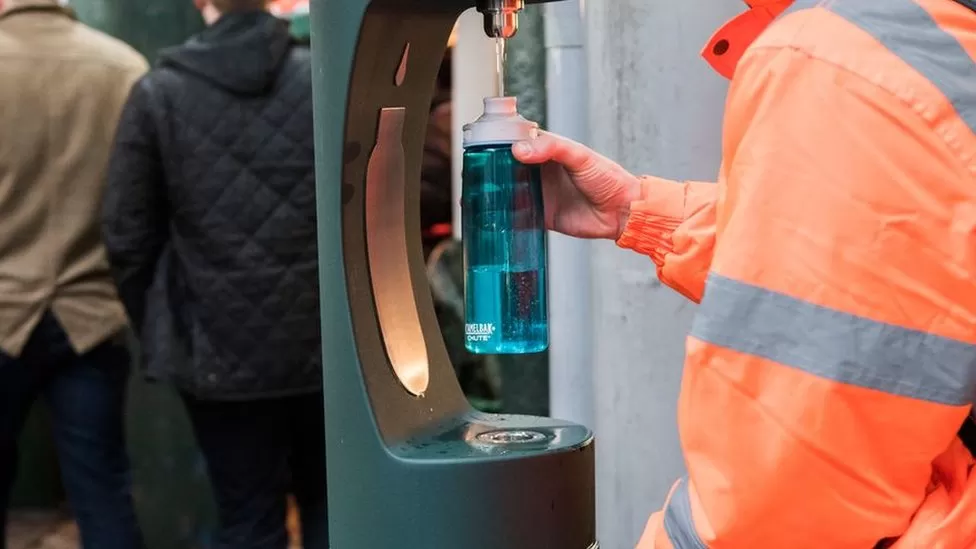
308,1,596,547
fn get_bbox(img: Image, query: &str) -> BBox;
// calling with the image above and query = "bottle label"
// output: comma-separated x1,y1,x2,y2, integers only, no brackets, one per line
465,322,497,343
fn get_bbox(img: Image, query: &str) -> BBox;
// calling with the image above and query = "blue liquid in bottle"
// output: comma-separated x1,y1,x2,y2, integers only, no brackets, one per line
462,126,548,355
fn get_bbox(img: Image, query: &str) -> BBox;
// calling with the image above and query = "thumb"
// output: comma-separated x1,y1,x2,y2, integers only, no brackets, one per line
512,131,594,173
511,135,551,164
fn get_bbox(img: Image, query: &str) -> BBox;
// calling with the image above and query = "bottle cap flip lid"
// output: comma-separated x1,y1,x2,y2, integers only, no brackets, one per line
463,96,539,148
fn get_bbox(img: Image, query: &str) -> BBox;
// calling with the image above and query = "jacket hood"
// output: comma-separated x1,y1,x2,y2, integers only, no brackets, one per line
158,11,293,96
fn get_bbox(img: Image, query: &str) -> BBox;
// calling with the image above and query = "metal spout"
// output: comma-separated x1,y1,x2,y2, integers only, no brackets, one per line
477,0,524,39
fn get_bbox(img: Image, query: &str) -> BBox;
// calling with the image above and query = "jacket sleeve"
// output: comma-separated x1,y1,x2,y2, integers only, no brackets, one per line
616,177,716,303
101,77,168,334
638,43,976,549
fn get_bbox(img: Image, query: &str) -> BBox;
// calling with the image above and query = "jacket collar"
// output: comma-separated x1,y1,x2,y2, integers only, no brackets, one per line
0,0,75,21
702,0,793,79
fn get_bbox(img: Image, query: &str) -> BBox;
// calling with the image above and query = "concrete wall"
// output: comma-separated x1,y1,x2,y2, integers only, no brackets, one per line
582,2,740,546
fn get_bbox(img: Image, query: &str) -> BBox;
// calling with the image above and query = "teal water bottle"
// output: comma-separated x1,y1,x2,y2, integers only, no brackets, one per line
462,96,548,355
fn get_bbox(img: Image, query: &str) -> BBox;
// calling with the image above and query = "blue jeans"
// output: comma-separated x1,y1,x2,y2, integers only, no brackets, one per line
0,312,142,549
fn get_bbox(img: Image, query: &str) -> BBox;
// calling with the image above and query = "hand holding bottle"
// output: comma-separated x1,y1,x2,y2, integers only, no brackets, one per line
512,131,642,240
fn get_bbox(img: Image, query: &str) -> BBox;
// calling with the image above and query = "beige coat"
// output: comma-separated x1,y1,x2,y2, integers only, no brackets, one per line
0,0,147,356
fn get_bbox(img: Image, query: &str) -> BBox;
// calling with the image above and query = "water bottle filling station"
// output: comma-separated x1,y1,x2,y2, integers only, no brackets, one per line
310,0,596,546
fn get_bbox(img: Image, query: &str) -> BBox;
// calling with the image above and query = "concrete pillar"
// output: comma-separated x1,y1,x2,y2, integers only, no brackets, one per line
582,2,740,547
545,0,594,431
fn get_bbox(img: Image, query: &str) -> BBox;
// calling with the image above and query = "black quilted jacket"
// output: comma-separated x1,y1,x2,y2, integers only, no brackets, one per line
102,11,320,400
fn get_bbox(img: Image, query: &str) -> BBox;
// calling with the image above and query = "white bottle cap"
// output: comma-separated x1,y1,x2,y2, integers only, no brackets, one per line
462,96,539,148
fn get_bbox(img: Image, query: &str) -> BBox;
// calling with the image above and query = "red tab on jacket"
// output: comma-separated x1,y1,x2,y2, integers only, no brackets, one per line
701,1,793,79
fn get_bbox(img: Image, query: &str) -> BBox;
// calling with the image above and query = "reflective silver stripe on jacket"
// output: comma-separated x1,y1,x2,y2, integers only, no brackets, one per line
693,274,976,405
664,478,708,549
789,0,976,137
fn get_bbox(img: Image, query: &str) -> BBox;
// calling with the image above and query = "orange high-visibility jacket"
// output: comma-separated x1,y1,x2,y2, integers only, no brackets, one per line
616,0,976,547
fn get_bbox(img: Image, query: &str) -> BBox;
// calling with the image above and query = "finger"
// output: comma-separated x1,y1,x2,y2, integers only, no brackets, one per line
512,131,595,173
539,162,563,230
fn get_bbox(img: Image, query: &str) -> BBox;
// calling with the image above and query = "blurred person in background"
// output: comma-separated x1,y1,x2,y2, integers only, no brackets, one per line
421,47,454,261
0,0,147,547
101,0,324,548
